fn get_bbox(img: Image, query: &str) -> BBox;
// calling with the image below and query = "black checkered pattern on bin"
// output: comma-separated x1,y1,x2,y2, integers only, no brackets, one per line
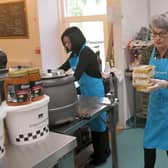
16,126,49,143
0,145,5,154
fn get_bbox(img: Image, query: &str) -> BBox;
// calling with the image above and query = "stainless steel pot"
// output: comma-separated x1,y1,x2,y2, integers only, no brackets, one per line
42,71,78,126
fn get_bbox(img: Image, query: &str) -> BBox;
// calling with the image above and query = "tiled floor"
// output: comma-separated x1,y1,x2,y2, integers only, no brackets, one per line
76,128,168,168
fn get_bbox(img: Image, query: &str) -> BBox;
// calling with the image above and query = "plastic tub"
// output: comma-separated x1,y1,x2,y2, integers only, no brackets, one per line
3,95,50,145
0,106,6,159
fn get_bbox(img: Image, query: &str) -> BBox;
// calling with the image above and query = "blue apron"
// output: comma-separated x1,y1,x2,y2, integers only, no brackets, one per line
144,47,168,150
69,45,107,132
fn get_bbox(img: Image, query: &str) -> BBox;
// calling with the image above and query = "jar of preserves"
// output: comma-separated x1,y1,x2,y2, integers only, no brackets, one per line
27,68,44,101
4,70,31,106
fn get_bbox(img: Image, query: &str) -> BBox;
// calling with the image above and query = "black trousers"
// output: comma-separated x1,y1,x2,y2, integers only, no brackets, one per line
91,128,111,164
144,148,168,168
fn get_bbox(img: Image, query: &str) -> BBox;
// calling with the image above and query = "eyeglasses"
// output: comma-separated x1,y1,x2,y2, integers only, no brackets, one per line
152,31,168,38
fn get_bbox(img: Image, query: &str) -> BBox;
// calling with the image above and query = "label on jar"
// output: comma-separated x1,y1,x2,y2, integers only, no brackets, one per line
30,80,43,98
7,84,31,103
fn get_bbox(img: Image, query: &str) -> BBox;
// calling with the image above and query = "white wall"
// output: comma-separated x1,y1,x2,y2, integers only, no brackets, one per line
121,0,149,46
37,0,65,71
150,0,168,17
112,0,149,127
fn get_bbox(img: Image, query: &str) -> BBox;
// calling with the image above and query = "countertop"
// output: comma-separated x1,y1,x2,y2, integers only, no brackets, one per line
50,96,112,134
0,132,77,168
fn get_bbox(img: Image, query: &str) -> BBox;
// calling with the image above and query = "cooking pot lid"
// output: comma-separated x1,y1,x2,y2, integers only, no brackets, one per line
41,69,67,79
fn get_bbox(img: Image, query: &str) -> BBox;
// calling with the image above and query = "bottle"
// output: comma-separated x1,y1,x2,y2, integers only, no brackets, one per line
27,68,44,101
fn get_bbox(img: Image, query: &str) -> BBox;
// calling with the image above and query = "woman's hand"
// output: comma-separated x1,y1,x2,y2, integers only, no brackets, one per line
148,79,168,91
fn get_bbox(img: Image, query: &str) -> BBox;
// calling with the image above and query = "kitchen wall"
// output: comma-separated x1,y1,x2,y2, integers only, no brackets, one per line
37,0,65,71
111,0,149,127
150,0,168,16
0,0,41,68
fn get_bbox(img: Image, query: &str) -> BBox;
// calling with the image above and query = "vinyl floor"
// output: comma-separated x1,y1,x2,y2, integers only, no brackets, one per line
76,128,168,168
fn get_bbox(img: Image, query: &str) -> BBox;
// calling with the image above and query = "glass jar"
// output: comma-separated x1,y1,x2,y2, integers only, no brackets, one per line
27,68,44,101
4,70,31,106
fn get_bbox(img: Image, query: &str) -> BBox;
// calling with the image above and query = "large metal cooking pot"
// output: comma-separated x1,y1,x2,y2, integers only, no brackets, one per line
42,70,78,126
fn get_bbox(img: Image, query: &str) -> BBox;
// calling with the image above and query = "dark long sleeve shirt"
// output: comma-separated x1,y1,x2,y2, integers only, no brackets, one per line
59,46,102,80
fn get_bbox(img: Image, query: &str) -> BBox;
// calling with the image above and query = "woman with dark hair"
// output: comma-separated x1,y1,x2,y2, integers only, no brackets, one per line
144,13,168,168
59,26,110,166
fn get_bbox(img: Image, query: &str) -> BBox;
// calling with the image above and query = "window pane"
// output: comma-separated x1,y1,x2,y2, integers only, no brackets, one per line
64,0,106,16
69,21,105,62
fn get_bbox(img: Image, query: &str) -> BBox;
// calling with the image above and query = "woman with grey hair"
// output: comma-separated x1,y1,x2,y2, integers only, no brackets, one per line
144,13,168,168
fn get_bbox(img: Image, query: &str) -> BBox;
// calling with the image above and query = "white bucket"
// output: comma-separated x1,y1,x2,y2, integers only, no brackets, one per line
0,106,6,159
3,95,50,145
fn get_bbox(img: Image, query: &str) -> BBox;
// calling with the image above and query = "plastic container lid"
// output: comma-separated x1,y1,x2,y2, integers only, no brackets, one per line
27,68,40,74
42,75,75,87
2,95,50,113
8,70,28,77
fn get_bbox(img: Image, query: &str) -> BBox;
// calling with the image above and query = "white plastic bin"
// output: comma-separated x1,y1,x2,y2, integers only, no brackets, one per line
3,95,50,145
0,106,6,159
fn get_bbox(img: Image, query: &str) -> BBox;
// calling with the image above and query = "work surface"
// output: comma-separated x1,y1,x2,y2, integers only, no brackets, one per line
0,132,76,168
50,95,112,134
50,95,119,168
0,96,118,168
